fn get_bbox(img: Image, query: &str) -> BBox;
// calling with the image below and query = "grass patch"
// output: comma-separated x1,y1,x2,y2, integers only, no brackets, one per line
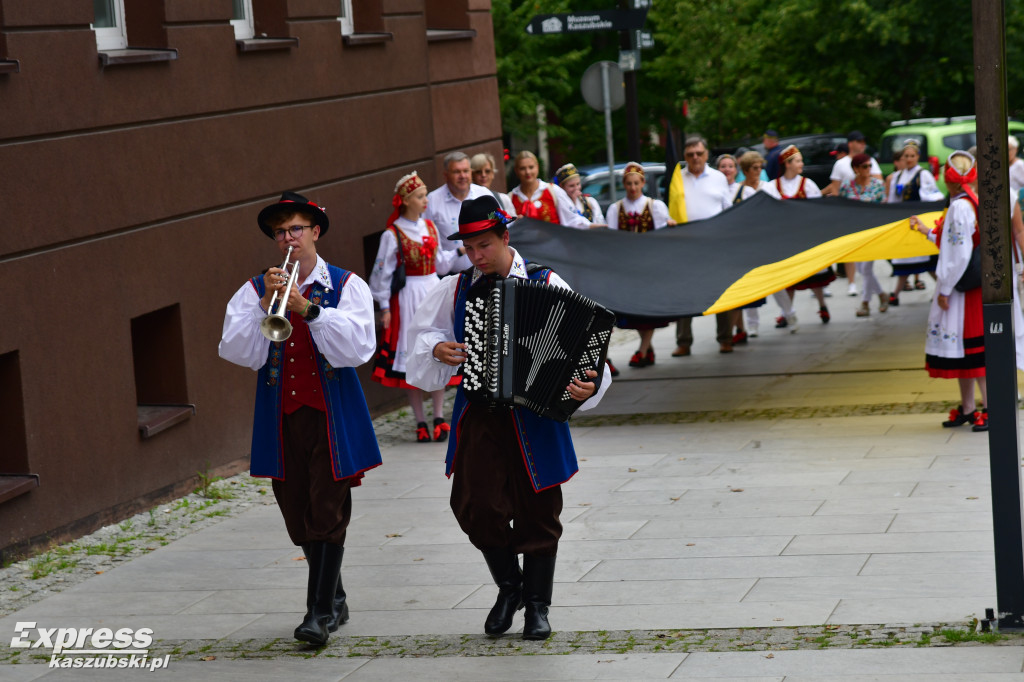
940,628,1005,644
29,552,79,579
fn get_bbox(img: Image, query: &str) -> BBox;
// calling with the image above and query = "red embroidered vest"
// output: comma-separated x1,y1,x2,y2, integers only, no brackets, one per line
775,176,807,200
393,220,440,276
513,187,559,224
616,198,655,233
281,293,328,415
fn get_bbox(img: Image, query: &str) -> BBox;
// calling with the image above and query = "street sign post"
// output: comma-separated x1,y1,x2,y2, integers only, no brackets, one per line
581,61,624,203
525,9,648,35
526,3,648,160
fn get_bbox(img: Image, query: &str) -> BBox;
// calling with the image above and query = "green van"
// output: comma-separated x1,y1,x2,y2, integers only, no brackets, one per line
877,116,1024,194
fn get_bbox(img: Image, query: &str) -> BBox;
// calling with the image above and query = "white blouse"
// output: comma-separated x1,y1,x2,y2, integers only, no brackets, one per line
368,217,459,309
605,196,670,231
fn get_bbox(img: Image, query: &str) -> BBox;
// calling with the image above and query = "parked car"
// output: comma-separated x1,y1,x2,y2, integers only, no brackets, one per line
747,133,847,189
877,116,1024,194
577,163,667,213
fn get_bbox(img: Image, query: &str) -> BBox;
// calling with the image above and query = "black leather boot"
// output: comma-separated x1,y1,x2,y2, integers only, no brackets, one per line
521,554,556,640
294,542,343,646
481,547,523,635
329,547,349,631
301,545,348,632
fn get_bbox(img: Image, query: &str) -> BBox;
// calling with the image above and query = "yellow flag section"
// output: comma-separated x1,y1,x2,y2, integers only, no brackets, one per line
667,163,687,224
703,211,943,315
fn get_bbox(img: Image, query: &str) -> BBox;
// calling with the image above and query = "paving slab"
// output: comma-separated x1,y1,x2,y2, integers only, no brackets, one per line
671,647,1024,677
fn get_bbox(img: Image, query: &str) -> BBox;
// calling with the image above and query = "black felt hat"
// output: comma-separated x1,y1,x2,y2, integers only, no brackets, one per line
447,195,516,241
257,191,330,238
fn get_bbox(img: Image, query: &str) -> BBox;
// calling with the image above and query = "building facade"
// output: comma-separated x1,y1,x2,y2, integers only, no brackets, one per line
0,0,505,558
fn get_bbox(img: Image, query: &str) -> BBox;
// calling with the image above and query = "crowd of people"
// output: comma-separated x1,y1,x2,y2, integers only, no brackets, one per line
364,135,1023,433
214,133,1024,646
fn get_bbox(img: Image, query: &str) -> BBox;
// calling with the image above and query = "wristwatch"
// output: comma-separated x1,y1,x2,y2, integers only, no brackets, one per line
304,304,321,322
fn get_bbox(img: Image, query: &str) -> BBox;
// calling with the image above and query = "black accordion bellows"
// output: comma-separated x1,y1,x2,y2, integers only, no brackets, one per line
462,278,615,422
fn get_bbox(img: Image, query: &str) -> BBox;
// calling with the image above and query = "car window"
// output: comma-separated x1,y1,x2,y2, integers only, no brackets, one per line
942,133,976,152
801,138,835,166
880,134,928,163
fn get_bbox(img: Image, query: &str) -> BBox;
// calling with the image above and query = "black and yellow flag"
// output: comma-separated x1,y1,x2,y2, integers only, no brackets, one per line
509,192,943,318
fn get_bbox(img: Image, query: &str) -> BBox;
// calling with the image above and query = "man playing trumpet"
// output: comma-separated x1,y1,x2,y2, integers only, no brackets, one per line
218,191,381,646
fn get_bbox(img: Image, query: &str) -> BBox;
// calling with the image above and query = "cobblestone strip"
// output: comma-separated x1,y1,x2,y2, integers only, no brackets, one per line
572,400,959,427
3,623,1016,665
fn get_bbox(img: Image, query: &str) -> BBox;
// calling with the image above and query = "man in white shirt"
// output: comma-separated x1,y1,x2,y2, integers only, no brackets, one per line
824,131,882,195
823,131,882,295
667,136,735,355
425,151,491,272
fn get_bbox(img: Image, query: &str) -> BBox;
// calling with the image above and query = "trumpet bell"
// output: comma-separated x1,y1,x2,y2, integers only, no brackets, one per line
260,315,293,342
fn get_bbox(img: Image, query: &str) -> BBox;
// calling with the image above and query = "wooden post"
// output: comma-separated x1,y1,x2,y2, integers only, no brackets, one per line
973,0,1024,629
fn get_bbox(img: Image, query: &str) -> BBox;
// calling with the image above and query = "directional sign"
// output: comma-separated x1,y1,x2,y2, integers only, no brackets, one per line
525,9,648,35
634,29,655,50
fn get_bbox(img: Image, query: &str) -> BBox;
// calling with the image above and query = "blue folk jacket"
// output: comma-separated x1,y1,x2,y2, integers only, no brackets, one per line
249,265,381,480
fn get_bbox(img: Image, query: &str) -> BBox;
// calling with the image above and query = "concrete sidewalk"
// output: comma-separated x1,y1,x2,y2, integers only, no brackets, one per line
4,280,1024,680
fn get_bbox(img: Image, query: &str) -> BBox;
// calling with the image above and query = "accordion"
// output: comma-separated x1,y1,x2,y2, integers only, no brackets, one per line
462,277,615,422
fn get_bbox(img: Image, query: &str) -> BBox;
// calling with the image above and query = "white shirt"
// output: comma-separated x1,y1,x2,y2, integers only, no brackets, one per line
1010,158,1024,198
760,175,823,199
572,194,606,225
731,182,762,203
424,183,492,271
404,247,611,408
605,196,670,231
830,155,882,184
680,165,731,220
510,181,593,229
219,254,376,371
368,217,461,309
886,166,944,203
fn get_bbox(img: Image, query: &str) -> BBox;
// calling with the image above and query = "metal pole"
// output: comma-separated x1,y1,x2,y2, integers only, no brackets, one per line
601,61,617,204
973,0,1024,630
619,0,641,161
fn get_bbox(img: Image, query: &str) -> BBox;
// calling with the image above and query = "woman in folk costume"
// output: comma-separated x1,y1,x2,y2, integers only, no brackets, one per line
913,151,988,431
509,151,592,229
761,144,834,325
370,171,463,442
555,162,606,226
606,162,676,367
887,140,943,305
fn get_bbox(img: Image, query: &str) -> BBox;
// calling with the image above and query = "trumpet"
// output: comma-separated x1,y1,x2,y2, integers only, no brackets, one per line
260,246,300,342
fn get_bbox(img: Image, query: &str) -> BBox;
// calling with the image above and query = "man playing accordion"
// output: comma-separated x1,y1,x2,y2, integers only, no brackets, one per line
406,195,612,640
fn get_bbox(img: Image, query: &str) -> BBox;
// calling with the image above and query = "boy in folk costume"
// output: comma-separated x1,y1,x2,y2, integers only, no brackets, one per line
405,195,611,640
370,171,463,442
218,192,382,646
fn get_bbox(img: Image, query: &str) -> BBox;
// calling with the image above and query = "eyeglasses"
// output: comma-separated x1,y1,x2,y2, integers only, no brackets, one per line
685,150,707,158
272,225,312,241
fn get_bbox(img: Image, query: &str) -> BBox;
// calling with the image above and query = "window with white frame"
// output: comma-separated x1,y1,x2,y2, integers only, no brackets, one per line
339,0,353,35
231,0,255,40
93,0,127,50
